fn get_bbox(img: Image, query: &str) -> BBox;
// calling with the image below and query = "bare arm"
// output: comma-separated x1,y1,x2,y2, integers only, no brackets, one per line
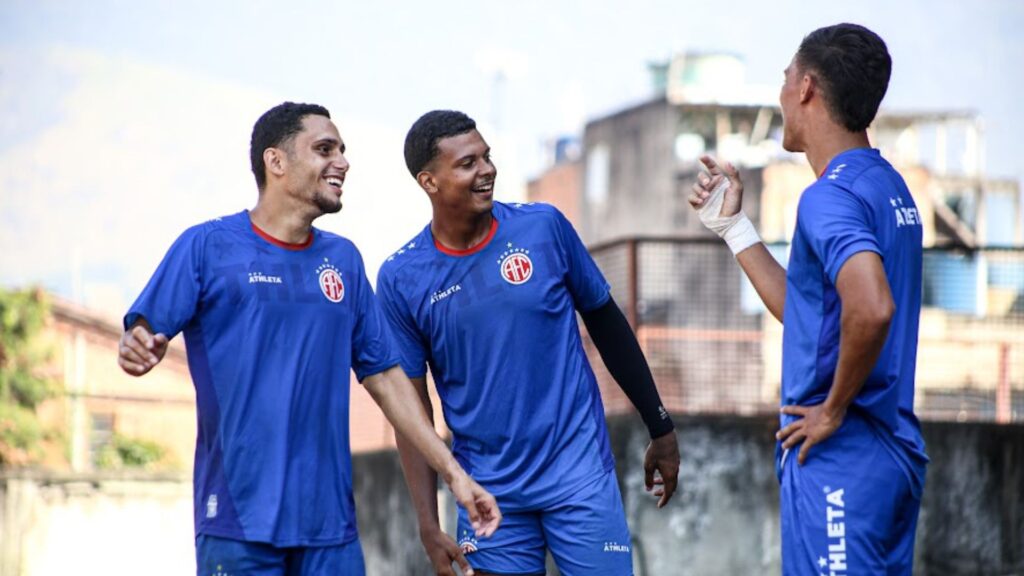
363,366,500,540
393,376,475,576
117,317,169,376
395,376,442,534
688,155,787,321
777,251,894,463
736,244,787,322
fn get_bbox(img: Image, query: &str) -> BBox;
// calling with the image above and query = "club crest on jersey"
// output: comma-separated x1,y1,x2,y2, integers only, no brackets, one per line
316,260,345,303
458,530,479,554
497,242,533,285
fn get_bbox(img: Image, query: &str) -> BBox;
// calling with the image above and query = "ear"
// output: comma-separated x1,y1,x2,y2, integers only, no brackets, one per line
264,148,287,179
799,73,815,105
416,171,437,194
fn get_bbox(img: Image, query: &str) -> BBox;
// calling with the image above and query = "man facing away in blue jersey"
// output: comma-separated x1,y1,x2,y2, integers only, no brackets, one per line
688,24,928,575
117,102,500,576
376,110,681,576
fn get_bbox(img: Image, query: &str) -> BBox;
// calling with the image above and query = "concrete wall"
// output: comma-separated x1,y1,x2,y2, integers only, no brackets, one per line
607,414,1024,576
3,416,1021,576
0,472,193,576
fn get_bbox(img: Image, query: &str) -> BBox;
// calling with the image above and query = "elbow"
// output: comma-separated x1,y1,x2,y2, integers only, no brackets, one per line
873,292,895,329
844,296,894,336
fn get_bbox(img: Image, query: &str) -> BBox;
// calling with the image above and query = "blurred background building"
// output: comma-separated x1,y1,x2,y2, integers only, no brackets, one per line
530,51,1023,425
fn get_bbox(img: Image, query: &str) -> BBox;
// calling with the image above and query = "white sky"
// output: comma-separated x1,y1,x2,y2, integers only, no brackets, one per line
1,0,1022,315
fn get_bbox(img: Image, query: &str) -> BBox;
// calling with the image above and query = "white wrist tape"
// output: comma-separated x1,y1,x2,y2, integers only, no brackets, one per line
696,176,762,255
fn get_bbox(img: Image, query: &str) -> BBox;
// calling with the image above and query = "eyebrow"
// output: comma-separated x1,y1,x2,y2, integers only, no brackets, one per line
457,147,490,162
313,137,345,152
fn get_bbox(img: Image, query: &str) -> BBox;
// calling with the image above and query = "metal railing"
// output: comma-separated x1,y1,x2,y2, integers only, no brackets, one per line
586,237,1024,423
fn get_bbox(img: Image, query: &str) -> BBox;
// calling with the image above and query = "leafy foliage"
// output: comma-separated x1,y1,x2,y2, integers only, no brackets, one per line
0,288,58,466
95,433,167,470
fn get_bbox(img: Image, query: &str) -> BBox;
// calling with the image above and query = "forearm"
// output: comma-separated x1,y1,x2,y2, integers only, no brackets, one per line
581,298,674,438
394,376,443,534
735,243,787,322
365,367,462,486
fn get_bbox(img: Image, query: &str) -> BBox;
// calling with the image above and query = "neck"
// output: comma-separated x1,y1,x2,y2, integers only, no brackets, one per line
804,123,872,177
249,189,316,244
431,209,494,252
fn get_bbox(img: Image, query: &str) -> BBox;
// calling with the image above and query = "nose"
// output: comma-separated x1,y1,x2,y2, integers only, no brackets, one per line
335,152,350,174
481,157,497,178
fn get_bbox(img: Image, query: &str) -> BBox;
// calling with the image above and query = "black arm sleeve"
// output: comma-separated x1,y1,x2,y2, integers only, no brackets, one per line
580,297,675,439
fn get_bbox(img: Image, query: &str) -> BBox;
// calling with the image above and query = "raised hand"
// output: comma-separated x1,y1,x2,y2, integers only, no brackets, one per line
688,155,760,255
689,155,745,219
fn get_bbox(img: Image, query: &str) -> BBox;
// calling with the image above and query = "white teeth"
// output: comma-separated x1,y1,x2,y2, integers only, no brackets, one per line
326,177,343,188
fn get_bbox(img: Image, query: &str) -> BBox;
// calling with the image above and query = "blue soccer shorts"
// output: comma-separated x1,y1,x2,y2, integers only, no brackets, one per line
196,534,365,576
778,411,924,575
456,469,634,575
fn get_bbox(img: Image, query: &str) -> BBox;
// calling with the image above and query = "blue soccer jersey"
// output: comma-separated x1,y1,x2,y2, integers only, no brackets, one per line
125,210,398,547
780,148,928,490
376,202,615,511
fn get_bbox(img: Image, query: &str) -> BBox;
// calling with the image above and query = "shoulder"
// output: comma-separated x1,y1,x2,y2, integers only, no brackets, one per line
495,200,561,220
314,227,359,254
378,225,433,282
495,201,567,234
170,211,247,252
818,149,897,196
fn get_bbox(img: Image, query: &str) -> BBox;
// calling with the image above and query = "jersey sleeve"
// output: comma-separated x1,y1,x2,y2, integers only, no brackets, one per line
349,251,402,382
798,184,881,284
375,266,430,379
123,227,204,337
550,207,611,312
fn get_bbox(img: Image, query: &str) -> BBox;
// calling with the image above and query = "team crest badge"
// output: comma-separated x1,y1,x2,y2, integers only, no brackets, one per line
315,260,345,303
497,242,533,285
458,530,479,554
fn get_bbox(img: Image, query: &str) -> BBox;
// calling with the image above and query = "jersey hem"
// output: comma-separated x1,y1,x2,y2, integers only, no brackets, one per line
195,525,358,548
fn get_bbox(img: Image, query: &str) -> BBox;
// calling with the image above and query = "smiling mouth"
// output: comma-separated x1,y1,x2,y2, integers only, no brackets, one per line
325,176,344,191
472,181,494,194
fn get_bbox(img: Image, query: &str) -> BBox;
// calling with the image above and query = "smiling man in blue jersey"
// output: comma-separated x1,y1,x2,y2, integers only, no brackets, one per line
117,102,500,576
376,110,680,576
688,24,928,575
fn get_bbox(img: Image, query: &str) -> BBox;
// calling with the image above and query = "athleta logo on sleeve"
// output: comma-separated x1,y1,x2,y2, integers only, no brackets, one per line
315,259,345,303
889,196,921,228
497,241,533,285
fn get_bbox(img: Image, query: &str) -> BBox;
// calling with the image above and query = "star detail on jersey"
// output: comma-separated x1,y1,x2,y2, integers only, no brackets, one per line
826,163,847,181
497,243,533,285
315,261,345,303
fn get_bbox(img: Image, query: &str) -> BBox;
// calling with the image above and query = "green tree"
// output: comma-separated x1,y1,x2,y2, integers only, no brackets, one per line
95,433,168,470
0,287,58,466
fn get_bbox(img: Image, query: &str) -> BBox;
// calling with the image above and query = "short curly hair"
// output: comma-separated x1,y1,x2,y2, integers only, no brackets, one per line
250,102,330,190
403,110,477,177
796,23,891,132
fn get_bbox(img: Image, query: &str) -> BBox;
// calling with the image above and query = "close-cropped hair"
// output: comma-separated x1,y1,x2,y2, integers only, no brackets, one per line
403,110,477,177
796,23,892,132
250,102,331,190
